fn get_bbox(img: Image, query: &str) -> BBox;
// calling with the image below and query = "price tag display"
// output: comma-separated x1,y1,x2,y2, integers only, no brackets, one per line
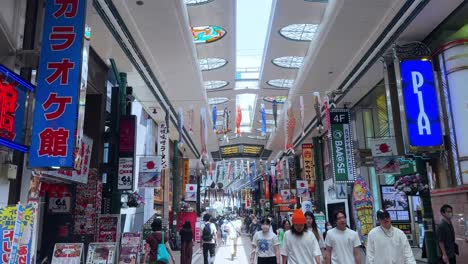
118,157,133,190
49,197,71,213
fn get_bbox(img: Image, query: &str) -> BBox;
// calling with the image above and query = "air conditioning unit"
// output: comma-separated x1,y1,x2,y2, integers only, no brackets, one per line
0,164,18,180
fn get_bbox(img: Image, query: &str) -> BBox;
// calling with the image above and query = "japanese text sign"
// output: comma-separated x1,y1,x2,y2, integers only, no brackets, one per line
330,109,355,182
30,0,87,167
399,60,443,149
0,65,34,152
157,123,169,169
118,157,133,190
97,215,120,243
302,144,314,190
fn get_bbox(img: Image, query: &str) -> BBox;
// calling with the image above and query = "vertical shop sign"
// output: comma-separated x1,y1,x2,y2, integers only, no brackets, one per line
157,123,169,169
183,159,189,195
118,157,134,190
330,109,355,182
185,184,197,202
398,60,443,150
30,0,87,168
97,215,120,243
302,144,314,191
288,157,296,189
296,180,308,198
0,65,34,152
118,116,136,190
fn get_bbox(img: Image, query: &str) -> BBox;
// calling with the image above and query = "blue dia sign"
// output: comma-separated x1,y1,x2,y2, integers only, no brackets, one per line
400,60,442,148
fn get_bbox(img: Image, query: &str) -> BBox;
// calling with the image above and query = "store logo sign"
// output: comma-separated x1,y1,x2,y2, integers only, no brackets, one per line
330,109,355,182
400,60,442,148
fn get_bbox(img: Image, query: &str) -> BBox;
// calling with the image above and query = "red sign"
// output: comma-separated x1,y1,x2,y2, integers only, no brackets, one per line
119,116,136,153
97,215,120,243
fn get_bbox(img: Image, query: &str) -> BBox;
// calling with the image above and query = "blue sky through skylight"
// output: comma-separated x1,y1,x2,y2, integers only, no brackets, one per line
236,0,273,133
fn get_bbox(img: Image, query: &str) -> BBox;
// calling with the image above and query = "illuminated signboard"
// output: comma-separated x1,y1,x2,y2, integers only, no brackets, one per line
0,64,34,152
398,59,443,151
220,144,264,158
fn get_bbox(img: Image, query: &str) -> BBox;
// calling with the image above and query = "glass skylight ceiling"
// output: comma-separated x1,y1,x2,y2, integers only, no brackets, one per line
208,97,229,105
280,24,319,41
186,0,213,5
235,0,273,132
199,58,227,71
236,93,257,133
204,80,229,90
272,56,304,68
267,79,294,89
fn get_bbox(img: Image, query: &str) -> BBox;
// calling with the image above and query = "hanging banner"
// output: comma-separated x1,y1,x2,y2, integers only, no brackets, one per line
46,135,93,184
118,157,134,190
8,204,23,264
302,144,314,191
185,184,197,202
51,243,83,264
157,123,169,169
86,243,116,264
301,201,313,213
398,59,443,151
352,176,374,243
280,189,291,201
0,206,17,263
97,215,120,243
138,156,162,188
288,157,297,189
119,116,136,153
30,0,87,168
374,156,401,175
330,109,355,182
119,233,140,264
296,180,309,198
182,159,189,195
370,138,397,157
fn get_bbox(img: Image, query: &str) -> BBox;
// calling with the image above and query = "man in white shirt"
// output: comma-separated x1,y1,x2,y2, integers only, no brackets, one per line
283,209,321,264
325,210,362,264
367,209,416,264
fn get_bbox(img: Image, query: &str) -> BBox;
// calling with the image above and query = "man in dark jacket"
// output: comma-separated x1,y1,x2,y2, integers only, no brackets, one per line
437,204,457,264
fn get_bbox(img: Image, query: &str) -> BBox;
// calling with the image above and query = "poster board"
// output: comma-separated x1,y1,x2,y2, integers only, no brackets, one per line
51,243,83,264
119,233,140,264
86,243,116,264
380,185,410,222
97,215,121,242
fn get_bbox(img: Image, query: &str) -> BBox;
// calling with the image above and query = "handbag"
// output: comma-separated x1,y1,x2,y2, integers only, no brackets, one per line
157,231,170,263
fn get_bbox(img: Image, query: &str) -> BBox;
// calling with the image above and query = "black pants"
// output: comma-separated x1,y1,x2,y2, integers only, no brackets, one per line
257,256,277,264
449,256,456,264
203,243,216,264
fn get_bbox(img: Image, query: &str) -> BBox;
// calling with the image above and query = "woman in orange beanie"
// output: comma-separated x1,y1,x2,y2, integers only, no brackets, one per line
282,209,321,264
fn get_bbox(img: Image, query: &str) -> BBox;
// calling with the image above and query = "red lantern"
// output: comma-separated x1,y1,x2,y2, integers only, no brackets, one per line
272,194,282,205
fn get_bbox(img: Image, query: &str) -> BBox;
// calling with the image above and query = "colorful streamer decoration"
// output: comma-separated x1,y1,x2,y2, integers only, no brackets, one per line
200,107,208,159
270,160,276,190
260,103,267,136
273,100,278,130
227,162,232,182
300,96,305,137
236,105,242,136
188,105,194,135
212,105,217,132
178,107,184,146
313,92,323,131
284,101,296,153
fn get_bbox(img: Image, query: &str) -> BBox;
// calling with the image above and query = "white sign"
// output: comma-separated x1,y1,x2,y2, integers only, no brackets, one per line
139,156,161,173
46,135,93,184
301,201,312,213
335,183,347,199
157,123,170,169
370,138,397,157
49,197,71,213
118,157,133,190
185,184,197,202
296,180,309,198
51,243,83,264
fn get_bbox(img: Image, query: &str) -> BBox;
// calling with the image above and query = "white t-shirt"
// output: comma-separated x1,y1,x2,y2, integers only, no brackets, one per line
367,226,416,264
325,227,361,264
252,231,279,258
283,230,322,264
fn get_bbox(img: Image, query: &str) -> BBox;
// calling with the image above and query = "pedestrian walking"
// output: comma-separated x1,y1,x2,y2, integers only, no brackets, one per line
437,204,458,264
179,221,194,264
278,219,291,258
144,218,176,264
229,216,242,260
324,211,362,264
323,222,333,240
201,214,217,264
250,218,280,264
305,211,325,249
282,209,321,264
367,209,415,264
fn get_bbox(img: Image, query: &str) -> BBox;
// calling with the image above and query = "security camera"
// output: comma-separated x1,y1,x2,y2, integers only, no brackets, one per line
152,108,157,114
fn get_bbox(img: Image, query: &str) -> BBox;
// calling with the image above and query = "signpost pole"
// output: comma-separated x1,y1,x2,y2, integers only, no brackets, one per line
171,140,179,249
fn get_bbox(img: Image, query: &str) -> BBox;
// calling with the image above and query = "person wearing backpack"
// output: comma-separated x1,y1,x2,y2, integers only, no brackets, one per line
202,214,217,264
144,218,176,264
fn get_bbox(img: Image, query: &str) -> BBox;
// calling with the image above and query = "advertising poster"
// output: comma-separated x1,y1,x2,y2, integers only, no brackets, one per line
8,205,24,264
195,220,201,242
370,138,397,156
51,243,83,264
0,206,17,263
75,169,101,235
86,243,116,264
296,180,309,198
29,0,87,168
352,176,374,243
118,157,134,190
280,189,291,201
330,109,355,182
381,185,410,222
301,201,313,213
184,184,197,202
97,215,120,243
314,213,326,234
138,156,161,188
374,156,401,175
119,233,140,264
